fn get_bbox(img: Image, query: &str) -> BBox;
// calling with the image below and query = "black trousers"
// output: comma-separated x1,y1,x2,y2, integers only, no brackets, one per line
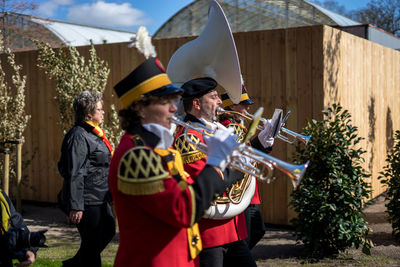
199,240,257,267
62,203,115,267
244,204,266,250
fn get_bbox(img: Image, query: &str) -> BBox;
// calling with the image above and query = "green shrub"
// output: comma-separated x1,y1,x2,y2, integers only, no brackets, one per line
290,103,373,257
379,130,400,242
35,41,122,147
0,34,30,196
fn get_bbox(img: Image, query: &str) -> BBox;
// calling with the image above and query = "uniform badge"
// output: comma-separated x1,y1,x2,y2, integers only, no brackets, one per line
117,146,169,195
174,133,207,164
228,123,245,142
174,133,200,155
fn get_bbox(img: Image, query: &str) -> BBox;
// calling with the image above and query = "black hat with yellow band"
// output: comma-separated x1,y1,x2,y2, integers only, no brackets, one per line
221,85,254,108
114,57,183,108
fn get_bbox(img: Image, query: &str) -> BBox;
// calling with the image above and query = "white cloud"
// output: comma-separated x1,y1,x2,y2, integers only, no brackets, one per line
67,1,150,28
54,0,74,4
37,2,58,16
37,0,74,17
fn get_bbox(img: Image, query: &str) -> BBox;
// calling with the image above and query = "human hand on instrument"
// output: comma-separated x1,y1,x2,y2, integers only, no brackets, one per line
69,210,83,224
204,128,240,171
258,119,275,148
231,150,254,166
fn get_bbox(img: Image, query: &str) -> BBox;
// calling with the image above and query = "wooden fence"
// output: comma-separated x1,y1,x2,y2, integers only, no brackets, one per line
4,25,400,225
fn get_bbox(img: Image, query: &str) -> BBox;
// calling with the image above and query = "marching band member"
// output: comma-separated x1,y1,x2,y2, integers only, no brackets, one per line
219,85,275,250
220,86,275,152
109,58,243,267
173,77,257,267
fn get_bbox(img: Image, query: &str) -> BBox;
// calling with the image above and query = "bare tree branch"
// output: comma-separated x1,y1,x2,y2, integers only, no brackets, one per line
349,0,400,37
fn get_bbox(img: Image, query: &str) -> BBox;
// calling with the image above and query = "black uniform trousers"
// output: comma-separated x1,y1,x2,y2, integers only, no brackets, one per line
199,240,257,267
62,202,115,267
244,204,266,249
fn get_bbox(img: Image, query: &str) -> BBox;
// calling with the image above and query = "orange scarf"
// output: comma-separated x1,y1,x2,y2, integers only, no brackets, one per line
85,121,114,156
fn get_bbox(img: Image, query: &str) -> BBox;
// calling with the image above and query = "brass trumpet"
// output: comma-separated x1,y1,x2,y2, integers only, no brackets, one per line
171,114,309,188
216,107,311,145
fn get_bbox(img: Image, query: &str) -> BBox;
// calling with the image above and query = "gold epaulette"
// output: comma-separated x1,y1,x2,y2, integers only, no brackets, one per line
174,133,207,164
117,146,169,195
227,123,246,143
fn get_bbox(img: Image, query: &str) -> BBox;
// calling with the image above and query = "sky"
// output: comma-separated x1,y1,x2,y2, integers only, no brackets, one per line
30,0,372,35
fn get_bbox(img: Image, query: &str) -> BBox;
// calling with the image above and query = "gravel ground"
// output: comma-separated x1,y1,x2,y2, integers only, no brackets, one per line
22,194,400,266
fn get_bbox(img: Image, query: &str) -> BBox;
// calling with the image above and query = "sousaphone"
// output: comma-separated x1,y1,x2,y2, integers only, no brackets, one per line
167,0,255,220
167,0,242,104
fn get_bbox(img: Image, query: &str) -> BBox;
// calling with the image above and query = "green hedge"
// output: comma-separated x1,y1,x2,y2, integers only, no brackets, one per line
290,104,373,257
379,130,400,242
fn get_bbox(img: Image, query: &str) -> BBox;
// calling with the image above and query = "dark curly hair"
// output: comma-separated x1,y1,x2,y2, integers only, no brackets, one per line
119,92,181,130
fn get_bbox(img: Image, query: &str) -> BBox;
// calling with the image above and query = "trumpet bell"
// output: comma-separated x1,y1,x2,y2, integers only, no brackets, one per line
288,160,309,188
279,128,311,145
243,107,263,143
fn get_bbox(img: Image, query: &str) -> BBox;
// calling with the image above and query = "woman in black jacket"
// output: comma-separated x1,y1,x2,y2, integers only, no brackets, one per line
58,90,115,267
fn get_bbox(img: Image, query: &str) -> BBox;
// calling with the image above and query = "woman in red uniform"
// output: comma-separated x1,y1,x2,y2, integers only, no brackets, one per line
109,57,242,267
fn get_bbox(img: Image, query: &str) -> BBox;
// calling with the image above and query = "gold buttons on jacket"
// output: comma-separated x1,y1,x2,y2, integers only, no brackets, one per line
191,235,200,246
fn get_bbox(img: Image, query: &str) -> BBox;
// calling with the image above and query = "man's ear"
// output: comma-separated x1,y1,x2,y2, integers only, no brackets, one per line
193,98,201,111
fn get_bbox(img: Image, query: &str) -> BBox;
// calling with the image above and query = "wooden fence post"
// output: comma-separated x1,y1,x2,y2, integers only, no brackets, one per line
1,140,23,211
2,149,10,195
16,140,22,212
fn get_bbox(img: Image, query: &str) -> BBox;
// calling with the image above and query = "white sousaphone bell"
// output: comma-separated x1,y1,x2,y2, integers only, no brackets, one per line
167,0,256,220
167,0,242,104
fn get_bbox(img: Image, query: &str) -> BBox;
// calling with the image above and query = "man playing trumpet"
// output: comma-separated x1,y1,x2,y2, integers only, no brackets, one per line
173,77,257,267
219,85,275,250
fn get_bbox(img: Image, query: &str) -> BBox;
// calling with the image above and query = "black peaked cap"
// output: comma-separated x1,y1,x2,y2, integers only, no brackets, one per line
181,77,217,99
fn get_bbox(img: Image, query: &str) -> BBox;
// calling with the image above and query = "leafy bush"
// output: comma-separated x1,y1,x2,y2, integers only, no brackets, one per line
35,41,122,146
290,104,372,257
379,130,400,242
0,36,30,144
0,34,30,195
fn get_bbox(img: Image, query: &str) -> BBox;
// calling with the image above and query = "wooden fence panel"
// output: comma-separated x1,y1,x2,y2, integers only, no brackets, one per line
322,26,400,201
4,25,399,224
257,29,275,223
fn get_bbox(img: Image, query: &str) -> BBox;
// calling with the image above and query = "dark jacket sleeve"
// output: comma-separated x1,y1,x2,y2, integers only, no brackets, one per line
1,189,38,259
1,189,27,232
250,135,273,154
61,132,88,211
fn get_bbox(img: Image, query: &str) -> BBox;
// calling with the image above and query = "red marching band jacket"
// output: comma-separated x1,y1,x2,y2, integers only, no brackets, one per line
109,126,202,267
173,114,248,248
220,118,261,205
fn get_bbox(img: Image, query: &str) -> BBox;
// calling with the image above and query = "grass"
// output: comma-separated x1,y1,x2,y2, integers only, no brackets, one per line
255,249,400,267
17,233,400,267
29,237,118,266
28,259,114,267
